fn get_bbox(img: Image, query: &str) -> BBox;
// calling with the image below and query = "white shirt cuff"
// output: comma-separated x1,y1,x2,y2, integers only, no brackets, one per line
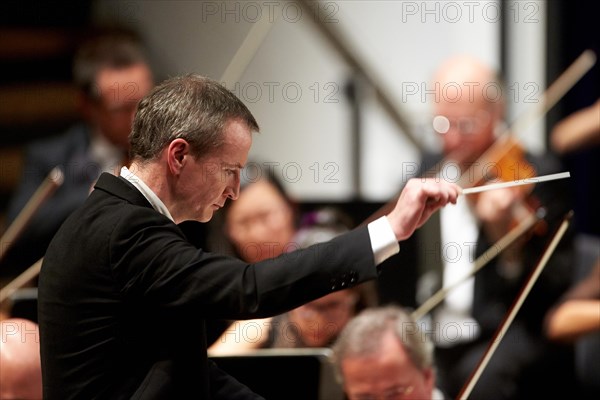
367,216,400,266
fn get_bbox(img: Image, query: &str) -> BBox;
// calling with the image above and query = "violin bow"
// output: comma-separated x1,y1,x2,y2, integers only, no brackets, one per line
0,167,63,306
295,0,424,152
0,258,43,304
510,50,596,139
219,8,276,86
411,209,542,321
458,50,596,188
0,166,63,264
457,211,574,400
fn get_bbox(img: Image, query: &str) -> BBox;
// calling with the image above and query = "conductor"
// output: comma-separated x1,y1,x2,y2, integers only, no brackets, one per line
38,74,460,399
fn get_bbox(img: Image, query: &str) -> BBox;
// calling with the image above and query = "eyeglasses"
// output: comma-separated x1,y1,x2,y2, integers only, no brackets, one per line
433,110,491,135
351,385,415,400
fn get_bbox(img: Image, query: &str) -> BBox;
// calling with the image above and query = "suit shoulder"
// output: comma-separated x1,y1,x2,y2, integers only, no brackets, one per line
26,124,90,162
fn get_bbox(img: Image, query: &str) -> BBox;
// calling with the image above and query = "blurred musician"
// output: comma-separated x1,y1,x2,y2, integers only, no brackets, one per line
0,27,154,281
414,56,574,399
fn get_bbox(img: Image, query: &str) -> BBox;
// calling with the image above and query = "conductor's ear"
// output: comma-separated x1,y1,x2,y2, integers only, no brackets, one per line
167,138,191,175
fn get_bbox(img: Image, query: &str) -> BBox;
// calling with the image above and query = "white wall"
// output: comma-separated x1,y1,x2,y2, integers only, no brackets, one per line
93,0,525,201
504,0,547,154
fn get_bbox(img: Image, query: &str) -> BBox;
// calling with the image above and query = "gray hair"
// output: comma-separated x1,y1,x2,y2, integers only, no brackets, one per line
332,306,433,378
129,74,259,161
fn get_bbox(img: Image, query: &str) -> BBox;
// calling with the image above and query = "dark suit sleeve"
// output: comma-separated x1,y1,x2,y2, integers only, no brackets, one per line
208,360,265,399
110,206,378,320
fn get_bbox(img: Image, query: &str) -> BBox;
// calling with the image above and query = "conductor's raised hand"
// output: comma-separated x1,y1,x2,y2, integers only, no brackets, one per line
387,178,461,241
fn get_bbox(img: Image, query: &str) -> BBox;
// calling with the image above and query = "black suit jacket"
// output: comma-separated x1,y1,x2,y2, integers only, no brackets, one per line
38,173,379,399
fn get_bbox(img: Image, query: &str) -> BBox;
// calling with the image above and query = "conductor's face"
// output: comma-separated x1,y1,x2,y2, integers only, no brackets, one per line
175,119,252,223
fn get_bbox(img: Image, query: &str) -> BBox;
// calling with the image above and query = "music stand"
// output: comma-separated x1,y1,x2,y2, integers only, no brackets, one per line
210,348,344,400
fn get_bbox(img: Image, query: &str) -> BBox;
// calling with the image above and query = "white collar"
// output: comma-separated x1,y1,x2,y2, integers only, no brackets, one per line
432,387,446,400
120,166,174,222
90,130,124,174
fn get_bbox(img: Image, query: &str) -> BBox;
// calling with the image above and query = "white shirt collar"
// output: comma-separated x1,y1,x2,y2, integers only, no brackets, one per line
90,130,124,174
120,166,174,222
432,387,446,400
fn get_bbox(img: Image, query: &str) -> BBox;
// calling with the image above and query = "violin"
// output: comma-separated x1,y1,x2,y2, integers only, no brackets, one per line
456,133,548,239
449,49,596,242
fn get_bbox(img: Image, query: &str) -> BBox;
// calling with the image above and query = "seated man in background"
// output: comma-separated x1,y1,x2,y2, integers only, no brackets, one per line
0,318,42,399
414,55,573,399
1,27,154,279
332,306,446,400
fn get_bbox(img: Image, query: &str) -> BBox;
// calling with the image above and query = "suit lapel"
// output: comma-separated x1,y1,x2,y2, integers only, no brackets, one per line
93,173,207,247
93,173,153,209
